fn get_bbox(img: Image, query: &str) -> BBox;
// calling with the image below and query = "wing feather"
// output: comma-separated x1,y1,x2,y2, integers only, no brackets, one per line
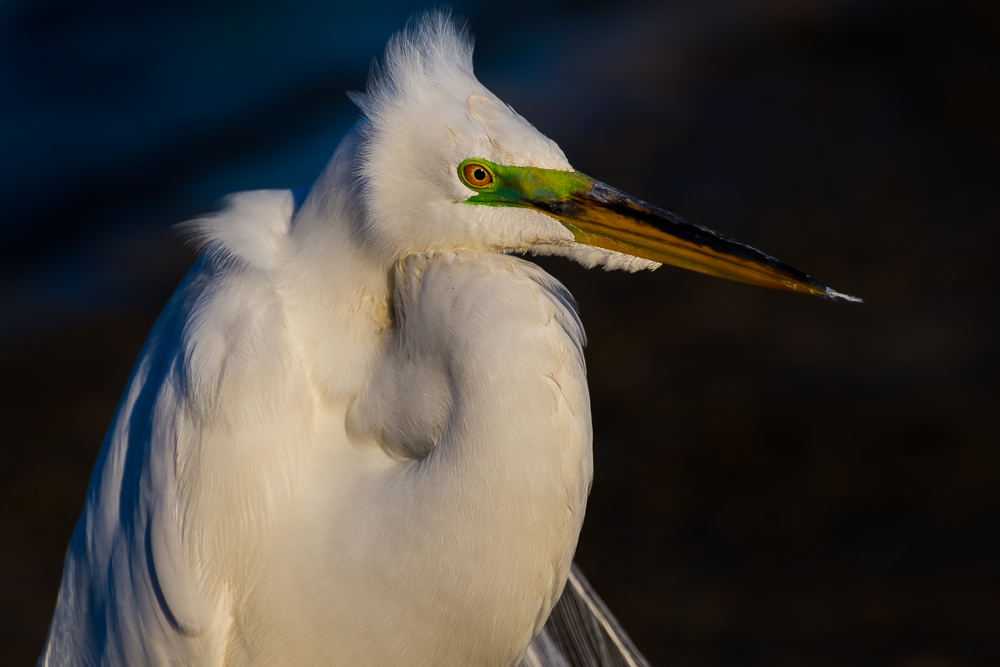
40,190,305,666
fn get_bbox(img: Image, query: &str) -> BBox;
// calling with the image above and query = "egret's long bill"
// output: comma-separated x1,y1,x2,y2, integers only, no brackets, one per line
458,158,860,301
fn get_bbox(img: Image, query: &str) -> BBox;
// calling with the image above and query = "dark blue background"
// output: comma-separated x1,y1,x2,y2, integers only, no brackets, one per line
2,1,998,665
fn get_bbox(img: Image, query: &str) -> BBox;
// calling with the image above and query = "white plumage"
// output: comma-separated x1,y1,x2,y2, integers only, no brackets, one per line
41,12,855,667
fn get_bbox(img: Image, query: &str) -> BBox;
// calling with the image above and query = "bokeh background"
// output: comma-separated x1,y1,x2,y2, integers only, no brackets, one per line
2,0,997,664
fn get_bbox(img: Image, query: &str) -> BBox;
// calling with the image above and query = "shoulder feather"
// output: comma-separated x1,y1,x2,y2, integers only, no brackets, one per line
176,189,295,271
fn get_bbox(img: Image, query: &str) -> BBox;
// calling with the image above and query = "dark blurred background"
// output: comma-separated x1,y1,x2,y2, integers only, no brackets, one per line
2,0,998,664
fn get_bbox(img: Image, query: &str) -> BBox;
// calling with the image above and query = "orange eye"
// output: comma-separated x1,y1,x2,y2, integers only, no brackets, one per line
462,163,493,188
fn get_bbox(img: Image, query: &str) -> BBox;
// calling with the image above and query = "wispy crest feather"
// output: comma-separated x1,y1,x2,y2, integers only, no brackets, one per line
348,11,474,124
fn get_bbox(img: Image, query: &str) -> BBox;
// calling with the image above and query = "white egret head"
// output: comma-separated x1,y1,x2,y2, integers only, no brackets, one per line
328,12,858,299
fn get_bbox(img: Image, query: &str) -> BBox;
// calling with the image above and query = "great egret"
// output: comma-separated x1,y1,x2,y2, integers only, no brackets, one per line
39,13,858,667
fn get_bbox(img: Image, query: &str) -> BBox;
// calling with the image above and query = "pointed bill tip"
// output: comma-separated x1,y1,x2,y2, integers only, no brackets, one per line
822,287,863,303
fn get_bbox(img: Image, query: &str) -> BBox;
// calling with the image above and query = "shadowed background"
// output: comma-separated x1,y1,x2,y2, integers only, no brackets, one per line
1,0,997,664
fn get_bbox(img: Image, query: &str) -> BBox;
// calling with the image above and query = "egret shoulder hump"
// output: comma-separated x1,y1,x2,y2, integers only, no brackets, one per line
177,189,294,271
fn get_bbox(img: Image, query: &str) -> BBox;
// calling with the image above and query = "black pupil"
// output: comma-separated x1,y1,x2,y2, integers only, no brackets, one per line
473,168,487,181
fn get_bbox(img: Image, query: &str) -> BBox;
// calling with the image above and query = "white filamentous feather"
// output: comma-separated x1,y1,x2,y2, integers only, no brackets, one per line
521,564,651,667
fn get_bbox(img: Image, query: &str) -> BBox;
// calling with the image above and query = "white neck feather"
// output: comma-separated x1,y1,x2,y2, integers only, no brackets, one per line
281,128,395,403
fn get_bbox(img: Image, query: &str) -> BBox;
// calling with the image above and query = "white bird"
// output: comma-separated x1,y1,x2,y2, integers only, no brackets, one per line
39,13,858,667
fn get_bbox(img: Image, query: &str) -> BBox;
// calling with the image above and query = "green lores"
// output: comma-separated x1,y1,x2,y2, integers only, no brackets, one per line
453,157,859,301
457,158,592,206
